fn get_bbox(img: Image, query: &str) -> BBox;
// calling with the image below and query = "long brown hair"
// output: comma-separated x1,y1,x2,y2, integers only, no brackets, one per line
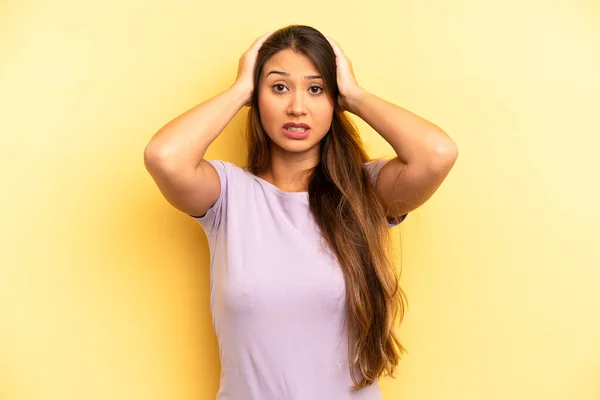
245,25,407,390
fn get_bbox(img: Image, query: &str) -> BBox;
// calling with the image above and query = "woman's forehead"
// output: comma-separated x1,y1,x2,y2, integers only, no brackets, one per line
263,49,320,78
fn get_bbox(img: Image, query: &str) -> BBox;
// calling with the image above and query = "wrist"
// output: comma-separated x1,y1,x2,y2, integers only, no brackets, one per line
228,82,252,106
344,87,368,114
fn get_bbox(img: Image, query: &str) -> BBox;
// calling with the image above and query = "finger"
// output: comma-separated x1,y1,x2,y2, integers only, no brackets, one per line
325,35,344,57
252,30,275,49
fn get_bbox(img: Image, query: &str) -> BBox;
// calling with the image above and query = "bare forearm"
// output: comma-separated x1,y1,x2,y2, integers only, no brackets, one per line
144,83,249,169
346,88,455,165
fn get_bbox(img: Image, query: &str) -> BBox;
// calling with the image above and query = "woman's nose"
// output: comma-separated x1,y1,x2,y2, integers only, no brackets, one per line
287,91,307,115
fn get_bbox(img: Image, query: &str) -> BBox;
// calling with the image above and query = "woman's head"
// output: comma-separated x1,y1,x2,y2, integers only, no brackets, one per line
246,25,407,391
246,25,339,171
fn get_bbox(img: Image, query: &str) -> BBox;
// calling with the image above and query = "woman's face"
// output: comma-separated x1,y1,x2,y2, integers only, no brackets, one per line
258,49,334,156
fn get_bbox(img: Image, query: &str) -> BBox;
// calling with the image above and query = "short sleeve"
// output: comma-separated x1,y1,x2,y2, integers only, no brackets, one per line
363,159,408,228
190,159,228,236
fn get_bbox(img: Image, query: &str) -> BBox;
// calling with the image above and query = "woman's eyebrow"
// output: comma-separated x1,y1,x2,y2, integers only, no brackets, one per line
265,70,322,79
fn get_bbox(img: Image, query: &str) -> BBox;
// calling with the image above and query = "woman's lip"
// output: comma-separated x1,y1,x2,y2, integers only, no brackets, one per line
282,127,310,139
283,123,310,129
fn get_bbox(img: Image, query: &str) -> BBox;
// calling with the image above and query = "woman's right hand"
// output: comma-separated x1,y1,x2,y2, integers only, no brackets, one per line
232,30,275,106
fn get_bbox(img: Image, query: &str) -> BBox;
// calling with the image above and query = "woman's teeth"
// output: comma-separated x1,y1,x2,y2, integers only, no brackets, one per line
287,127,307,132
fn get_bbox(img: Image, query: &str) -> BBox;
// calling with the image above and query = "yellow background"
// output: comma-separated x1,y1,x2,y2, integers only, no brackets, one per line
1,0,599,399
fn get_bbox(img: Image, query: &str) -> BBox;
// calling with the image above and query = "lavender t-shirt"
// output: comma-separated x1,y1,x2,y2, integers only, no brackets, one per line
192,159,406,400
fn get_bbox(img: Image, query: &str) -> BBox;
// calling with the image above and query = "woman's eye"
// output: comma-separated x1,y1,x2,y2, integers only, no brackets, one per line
271,84,323,94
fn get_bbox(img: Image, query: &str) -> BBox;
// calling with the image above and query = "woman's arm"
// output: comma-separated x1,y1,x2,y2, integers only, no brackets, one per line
143,84,249,217
346,89,456,166
327,36,458,217
346,89,458,217
144,31,273,217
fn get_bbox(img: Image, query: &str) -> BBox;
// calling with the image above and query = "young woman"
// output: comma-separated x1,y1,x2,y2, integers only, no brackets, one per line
144,25,458,400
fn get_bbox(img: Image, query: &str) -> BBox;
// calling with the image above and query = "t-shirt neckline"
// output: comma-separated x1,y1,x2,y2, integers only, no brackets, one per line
246,170,309,199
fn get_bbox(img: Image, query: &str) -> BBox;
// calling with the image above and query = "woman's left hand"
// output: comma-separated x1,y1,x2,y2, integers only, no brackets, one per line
326,36,365,112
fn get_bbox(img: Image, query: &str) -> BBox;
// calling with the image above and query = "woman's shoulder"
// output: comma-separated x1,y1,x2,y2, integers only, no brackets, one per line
203,159,246,174
363,158,393,186
203,159,260,186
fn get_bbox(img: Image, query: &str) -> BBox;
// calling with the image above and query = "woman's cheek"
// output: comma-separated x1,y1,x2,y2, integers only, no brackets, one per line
315,100,334,128
260,92,277,112
258,96,272,122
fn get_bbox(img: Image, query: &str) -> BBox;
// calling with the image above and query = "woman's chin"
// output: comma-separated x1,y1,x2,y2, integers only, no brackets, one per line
271,137,321,154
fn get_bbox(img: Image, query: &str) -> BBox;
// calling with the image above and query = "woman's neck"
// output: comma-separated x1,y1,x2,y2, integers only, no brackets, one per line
259,147,320,192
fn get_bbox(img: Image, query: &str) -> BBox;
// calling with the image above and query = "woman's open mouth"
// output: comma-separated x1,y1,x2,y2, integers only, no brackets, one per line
282,123,311,139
